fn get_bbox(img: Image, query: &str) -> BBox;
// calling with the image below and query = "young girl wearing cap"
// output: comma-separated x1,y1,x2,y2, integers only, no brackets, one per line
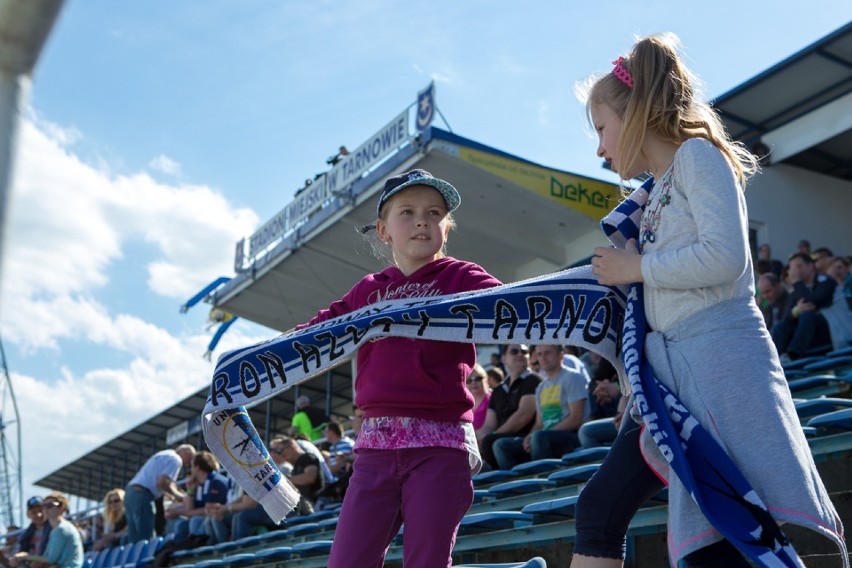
297,169,501,568
573,34,845,567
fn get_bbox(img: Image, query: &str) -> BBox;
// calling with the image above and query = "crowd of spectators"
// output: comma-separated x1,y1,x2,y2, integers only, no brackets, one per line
755,240,852,362
4,240,846,557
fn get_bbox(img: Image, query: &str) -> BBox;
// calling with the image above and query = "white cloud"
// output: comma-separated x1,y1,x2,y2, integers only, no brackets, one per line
2,118,259,349
149,154,182,176
0,117,270,496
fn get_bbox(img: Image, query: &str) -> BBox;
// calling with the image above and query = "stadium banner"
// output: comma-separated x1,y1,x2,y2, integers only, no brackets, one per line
457,146,621,221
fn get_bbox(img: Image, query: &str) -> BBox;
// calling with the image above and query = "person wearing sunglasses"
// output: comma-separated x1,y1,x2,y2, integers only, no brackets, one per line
13,493,82,568
92,489,126,551
476,344,542,470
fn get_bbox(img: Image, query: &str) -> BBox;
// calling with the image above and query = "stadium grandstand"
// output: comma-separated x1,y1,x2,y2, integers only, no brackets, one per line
29,20,852,567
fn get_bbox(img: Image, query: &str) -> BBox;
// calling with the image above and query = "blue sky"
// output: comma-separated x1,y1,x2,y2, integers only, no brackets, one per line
2,1,851,512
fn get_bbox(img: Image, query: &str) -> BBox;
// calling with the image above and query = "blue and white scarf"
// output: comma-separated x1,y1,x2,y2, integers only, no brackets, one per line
203,179,802,565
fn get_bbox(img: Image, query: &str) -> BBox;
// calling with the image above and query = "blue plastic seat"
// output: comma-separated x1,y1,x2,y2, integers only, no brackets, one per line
521,496,579,522
210,541,240,555
782,354,826,371
458,511,533,534
318,517,339,531
453,558,547,568
547,463,600,485
511,459,564,475
561,446,609,465
803,356,852,373
195,559,227,568
252,547,293,562
286,522,321,537
808,408,852,431
487,478,557,497
99,546,124,568
794,398,852,420
472,469,519,486
118,540,149,568
826,346,852,358
220,553,256,568
291,540,334,557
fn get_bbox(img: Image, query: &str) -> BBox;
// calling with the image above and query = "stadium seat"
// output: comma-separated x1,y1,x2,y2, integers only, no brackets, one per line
561,447,609,465
521,496,578,523
547,463,600,485
118,540,149,568
99,545,124,568
458,511,533,534
251,546,293,563
255,529,292,546
473,469,519,486
194,559,227,568
802,356,852,373
808,408,852,431
285,522,321,537
219,553,255,568
487,478,557,497
511,459,564,475
794,398,852,420
291,540,334,557
209,541,240,555
827,346,852,358
453,559,547,568
782,354,827,371
317,517,339,531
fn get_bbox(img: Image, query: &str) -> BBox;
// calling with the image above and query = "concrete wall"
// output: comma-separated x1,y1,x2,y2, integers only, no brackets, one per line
746,164,852,258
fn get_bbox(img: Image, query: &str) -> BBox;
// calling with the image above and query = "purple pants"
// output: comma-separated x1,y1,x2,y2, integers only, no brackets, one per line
328,446,473,568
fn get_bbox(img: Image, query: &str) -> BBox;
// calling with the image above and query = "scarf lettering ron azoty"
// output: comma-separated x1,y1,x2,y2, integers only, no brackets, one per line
203,179,801,566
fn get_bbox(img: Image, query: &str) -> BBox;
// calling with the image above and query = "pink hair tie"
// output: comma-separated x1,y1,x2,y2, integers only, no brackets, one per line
612,57,634,88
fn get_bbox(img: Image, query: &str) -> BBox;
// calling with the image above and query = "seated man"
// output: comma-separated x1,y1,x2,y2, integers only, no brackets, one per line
757,273,788,331
493,344,589,470
165,451,229,544
476,344,542,470
221,438,312,540
276,437,325,505
772,253,836,361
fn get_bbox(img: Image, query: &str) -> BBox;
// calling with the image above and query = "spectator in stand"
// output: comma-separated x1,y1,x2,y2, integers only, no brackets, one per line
275,436,325,506
492,344,589,469
485,367,504,391
167,452,230,543
323,421,355,477
827,256,852,310
91,489,126,551
14,498,51,564
288,396,329,442
467,365,492,437
757,243,784,278
3,525,20,562
797,239,812,256
528,346,541,374
350,405,364,439
124,444,196,543
476,343,542,470
756,273,789,331
486,352,506,375
772,252,836,361
579,357,626,449
213,437,312,541
13,493,82,568
812,247,834,275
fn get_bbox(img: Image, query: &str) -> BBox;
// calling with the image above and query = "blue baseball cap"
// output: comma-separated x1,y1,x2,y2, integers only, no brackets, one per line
27,496,43,509
375,169,460,217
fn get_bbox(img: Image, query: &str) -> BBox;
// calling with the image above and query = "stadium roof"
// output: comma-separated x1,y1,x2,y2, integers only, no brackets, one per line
714,20,852,180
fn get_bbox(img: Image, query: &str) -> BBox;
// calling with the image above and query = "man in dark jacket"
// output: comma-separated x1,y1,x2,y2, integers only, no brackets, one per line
772,253,836,360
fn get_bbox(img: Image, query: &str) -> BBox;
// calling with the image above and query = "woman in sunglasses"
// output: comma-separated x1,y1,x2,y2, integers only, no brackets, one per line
92,489,126,551
13,493,82,568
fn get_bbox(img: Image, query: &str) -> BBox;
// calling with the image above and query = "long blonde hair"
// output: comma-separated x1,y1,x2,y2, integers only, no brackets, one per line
102,488,125,530
579,33,758,189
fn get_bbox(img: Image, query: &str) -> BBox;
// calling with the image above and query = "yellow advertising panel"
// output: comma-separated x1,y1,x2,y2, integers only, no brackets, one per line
458,146,621,221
